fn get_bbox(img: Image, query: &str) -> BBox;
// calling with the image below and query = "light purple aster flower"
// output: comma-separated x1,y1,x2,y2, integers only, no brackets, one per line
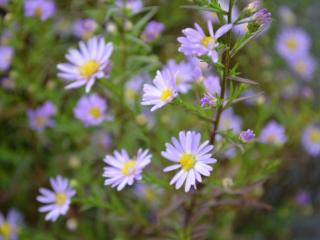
141,21,164,42
295,190,310,206
0,209,23,240
57,37,113,93
0,0,8,7
240,129,255,143
0,45,13,72
162,130,217,192
24,0,56,21
301,125,320,157
116,0,143,14
177,21,233,63
276,27,311,62
73,94,109,127
288,54,316,81
91,132,112,150
162,59,195,94
72,18,97,40
259,121,287,145
187,57,207,81
27,101,56,132
37,176,76,222
278,5,296,26
219,108,242,134
103,149,151,191
125,72,150,104
201,75,221,107
141,69,178,111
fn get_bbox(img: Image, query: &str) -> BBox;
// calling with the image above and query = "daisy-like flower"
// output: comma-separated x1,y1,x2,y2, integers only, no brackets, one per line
73,94,109,127
275,27,310,62
0,45,13,72
116,0,143,14
57,37,113,93
27,101,56,132
219,108,242,133
301,125,320,156
259,121,287,145
37,176,76,222
288,54,316,81
103,149,151,191
125,72,150,104
72,18,97,40
141,21,165,42
24,0,56,21
141,69,177,111
162,131,217,192
177,21,232,63
0,209,23,240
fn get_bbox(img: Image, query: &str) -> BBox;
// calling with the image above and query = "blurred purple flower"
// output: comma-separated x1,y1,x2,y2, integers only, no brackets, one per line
0,0,8,7
73,94,108,127
91,132,112,150
177,21,232,63
301,125,320,157
240,129,255,143
276,27,310,62
37,176,76,222
72,18,97,40
278,5,296,26
0,45,13,72
288,54,316,81
116,0,143,14
219,108,242,134
141,21,164,42
295,190,310,206
27,101,56,132
125,72,149,104
24,0,56,21
0,209,23,240
259,121,287,145
57,37,113,93
201,75,221,107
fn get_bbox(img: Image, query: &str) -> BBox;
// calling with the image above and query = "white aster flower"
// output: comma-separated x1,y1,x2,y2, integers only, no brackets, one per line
37,176,76,222
57,36,113,93
103,149,151,191
162,131,217,192
141,69,178,111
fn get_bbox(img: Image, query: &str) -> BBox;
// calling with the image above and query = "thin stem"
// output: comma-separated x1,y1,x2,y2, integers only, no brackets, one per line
210,0,234,145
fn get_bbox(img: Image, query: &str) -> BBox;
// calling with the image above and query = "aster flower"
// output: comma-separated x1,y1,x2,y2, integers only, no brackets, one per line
259,121,287,145
239,129,255,143
177,21,232,63
0,45,13,72
24,0,56,21
103,149,151,191
219,108,242,133
275,27,310,62
162,131,217,192
27,101,56,132
141,21,164,42
288,54,316,81
141,69,178,111
72,18,97,40
116,0,143,14
278,5,296,26
0,0,8,7
73,94,109,127
301,125,320,156
0,209,23,240
248,8,272,35
57,37,113,93
162,59,195,94
37,176,76,222
125,72,150,104
201,75,221,107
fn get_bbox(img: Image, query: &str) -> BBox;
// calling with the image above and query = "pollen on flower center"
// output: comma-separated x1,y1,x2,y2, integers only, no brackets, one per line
79,60,99,79
89,106,102,119
34,6,43,17
286,38,297,50
160,88,173,101
266,134,276,143
310,130,320,143
0,222,11,238
55,193,67,206
121,160,136,176
180,153,196,171
201,36,214,48
295,62,306,74
36,116,46,127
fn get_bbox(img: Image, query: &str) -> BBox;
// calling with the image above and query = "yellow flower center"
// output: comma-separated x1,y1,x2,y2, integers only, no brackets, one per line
266,134,276,144
55,193,67,206
286,38,297,50
0,223,11,238
201,36,214,48
295,61,306,74
79,60,99,79
179,153,196,171
34,6,43,17
310,130,320,143
125,89,137,101
35,116,46,127
89,107,102,119
160,88,173,101
121,160,136,176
